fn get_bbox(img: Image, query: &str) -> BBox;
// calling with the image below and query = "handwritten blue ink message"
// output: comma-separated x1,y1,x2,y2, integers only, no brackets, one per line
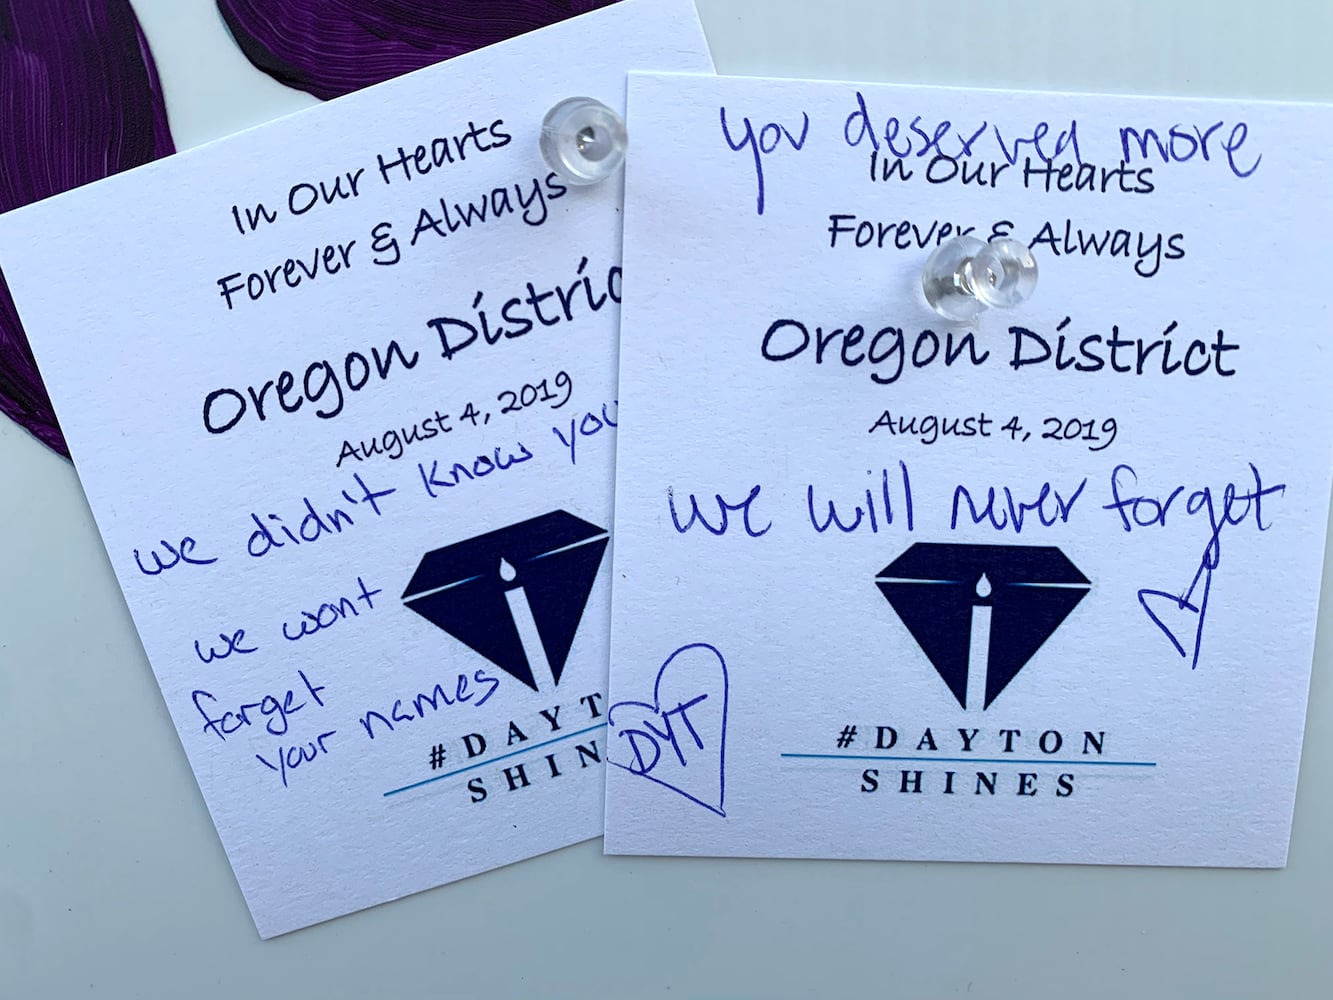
609,643,729,817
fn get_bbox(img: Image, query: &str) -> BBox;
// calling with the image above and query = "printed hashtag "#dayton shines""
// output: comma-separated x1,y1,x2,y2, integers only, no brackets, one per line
876,543,1090,710
403,511,608,692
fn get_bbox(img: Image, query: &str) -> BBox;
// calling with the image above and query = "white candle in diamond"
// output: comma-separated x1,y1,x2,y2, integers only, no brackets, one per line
500,557,552,681
966,573,993,711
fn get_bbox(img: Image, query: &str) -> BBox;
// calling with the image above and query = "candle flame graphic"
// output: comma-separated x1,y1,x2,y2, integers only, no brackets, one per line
499,557,517,583
976,573,992,599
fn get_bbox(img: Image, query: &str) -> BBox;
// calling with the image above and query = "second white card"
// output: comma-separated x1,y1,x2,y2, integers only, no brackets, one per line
0,1,711,938
605,72,1333,868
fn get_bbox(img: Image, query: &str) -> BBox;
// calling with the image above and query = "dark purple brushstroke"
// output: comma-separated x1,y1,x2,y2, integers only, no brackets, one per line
0,0,175,458
217,0,622,100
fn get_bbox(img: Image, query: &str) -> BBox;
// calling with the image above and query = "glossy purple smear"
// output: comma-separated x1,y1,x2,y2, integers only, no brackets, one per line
218,0,622,100
1,1,175,458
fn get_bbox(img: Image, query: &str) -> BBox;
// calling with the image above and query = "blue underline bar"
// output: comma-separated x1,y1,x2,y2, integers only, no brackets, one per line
780,753,1156,767
385,722,609,797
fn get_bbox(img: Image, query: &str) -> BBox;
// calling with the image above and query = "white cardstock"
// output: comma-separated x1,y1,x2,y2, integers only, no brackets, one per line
0,1,711,937
604,72,1333,868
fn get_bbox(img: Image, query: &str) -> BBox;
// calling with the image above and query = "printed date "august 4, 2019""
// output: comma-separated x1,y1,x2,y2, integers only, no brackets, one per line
869,410,1117,451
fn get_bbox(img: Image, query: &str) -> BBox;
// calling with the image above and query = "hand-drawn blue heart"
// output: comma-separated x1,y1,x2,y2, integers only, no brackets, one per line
607,642,728,817
1138,580,1209,669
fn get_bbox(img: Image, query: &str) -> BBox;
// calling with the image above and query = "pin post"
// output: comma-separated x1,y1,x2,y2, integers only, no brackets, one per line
921,235,1038,321
540,97,628,185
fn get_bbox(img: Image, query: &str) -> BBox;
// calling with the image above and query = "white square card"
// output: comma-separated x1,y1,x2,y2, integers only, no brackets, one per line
605,72,1332,868
0,1,712,937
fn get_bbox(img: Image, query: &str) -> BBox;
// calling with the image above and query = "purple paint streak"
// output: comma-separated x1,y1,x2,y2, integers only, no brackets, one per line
1,1,174,458
217,0,622,100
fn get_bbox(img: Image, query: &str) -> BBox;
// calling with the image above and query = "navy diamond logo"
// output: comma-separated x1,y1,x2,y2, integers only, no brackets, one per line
402,511,608,691
876,543,1090,710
